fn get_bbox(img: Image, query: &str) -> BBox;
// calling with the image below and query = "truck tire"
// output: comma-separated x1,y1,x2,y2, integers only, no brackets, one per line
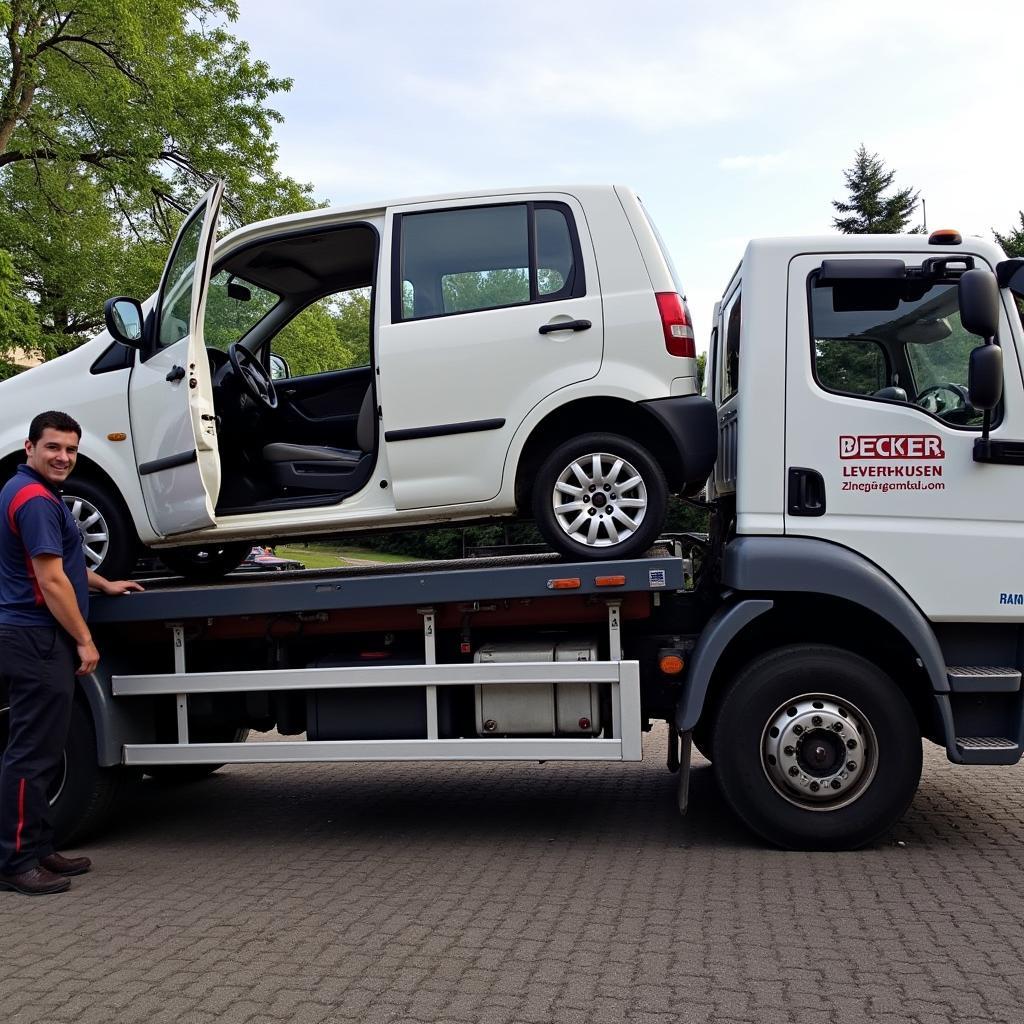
157,541,251,581
711,645,922,850
61,476,138,581
533,433,667,561
1,696,133,848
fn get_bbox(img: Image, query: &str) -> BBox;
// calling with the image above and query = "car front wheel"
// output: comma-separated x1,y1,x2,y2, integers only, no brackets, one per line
61,477,138,581
532,433,667,560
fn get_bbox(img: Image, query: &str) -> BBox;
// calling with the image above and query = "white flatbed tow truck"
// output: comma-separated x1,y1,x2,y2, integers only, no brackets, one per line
6,228,1024,851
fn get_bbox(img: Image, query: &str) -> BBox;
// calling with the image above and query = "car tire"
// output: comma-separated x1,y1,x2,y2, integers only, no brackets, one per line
532,433,667,561
60,476,138,580
711,645,922,850
157,541,251,581
0,695,135,848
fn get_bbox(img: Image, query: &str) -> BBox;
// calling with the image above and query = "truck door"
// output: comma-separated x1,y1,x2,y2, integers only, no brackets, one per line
128,183,223,537
783,251,1024,620
376,195,603,510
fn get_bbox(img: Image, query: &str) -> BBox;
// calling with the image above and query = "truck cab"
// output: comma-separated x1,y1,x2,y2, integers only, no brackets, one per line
709,232,1024,623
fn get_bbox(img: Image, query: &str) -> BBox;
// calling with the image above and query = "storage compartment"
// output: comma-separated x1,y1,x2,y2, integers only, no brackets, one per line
303,656,457,740
473,640,602,736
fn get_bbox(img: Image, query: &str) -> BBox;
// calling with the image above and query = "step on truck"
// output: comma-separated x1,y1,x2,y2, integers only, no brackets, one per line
5,228,1024,851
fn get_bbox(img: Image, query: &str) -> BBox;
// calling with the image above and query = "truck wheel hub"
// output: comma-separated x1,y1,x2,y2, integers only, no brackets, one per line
761,695,877,810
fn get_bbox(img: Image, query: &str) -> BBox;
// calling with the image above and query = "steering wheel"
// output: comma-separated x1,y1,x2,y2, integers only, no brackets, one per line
915,383,969,416
228,343,278,410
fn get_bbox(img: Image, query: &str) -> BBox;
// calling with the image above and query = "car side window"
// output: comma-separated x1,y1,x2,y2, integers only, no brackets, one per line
810,272,985,428
396,202,583,321
158,210,206,348
272,288,372,376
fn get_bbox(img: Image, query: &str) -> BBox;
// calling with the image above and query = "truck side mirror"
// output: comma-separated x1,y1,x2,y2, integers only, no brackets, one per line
969,343,1003,411
958,269,1000,341
104,297,145,349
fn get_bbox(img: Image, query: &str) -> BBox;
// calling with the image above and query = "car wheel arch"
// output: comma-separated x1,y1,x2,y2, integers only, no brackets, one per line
512,396,682,511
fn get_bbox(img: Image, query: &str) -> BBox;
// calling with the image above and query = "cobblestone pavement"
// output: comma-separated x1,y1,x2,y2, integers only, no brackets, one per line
3,729,1024,1024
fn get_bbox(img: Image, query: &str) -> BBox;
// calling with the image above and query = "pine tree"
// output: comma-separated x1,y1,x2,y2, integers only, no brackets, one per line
994,213,1024,257
832,145,921,234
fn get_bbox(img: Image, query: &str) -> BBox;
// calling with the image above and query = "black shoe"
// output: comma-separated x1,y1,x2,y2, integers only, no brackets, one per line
40,852,92,876
0,866,71,895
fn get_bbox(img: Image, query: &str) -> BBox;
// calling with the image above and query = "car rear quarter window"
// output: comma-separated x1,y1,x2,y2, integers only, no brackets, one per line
395,201,584,321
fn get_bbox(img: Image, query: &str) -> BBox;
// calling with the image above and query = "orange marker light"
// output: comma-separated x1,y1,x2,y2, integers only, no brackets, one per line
107,432,127,442
659,654,685,675
595,575,626,587
928,229,963,246
547,578,581,590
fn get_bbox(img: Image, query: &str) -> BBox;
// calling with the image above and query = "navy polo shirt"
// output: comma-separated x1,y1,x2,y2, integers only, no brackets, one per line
0,464,89,627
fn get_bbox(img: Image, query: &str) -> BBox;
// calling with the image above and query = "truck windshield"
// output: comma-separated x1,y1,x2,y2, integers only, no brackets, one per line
810,275,984,428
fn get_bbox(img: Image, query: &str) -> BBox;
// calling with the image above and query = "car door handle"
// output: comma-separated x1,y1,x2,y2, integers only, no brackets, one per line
538,319,592,335
165,365,186,383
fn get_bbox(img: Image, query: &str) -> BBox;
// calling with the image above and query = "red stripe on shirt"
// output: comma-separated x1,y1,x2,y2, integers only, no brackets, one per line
6,482,60,604
6,482,59,534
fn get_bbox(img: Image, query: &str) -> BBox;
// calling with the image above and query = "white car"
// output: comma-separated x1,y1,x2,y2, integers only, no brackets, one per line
0,183,717,579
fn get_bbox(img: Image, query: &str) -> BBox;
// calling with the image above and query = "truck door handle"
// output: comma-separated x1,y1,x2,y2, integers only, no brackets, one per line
788,467,826,517
166,365,186,383
539,319,592,335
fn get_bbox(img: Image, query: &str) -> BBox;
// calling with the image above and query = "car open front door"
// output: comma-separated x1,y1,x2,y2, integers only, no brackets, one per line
128,183,224,537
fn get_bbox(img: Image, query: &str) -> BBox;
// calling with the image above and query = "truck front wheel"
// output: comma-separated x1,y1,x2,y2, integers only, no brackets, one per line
711,645,922,850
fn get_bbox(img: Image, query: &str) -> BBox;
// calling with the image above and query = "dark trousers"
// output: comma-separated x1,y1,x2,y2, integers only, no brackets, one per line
0,625,75,875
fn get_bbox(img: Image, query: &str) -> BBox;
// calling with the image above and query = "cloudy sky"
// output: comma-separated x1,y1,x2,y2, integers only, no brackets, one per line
234,0,1023,346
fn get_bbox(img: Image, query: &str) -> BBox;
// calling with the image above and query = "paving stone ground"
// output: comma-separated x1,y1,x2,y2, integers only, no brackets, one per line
2,728,1024,1024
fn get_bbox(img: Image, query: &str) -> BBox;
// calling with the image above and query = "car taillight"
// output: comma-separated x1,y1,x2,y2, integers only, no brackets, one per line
656,292,696,358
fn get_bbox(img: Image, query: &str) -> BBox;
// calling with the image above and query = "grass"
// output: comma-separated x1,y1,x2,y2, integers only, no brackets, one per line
275,542,418,569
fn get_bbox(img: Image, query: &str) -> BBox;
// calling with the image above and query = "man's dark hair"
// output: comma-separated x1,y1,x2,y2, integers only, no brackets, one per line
28,410,82,443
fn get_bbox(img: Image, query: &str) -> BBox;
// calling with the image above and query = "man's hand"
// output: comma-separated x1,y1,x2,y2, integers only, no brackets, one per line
87,569,144,595
98,578,144,596
76,639,100,676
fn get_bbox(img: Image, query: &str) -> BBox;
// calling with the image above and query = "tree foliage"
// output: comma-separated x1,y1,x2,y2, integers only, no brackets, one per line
833,145,921,234
0,1,318,362
0,245,40,378
995,212,1024,258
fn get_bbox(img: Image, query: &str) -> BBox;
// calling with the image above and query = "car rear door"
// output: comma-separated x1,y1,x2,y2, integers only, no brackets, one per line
128,183,224,536
376,194,603,510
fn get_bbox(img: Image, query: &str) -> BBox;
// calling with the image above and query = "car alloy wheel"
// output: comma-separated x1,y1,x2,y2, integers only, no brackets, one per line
551,451,649,548
62,493,110,571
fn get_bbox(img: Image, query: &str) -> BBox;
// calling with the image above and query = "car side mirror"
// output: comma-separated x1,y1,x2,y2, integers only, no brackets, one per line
968,343,1003,411
269,353,290,380
104,297,145,349
958,269,1000,341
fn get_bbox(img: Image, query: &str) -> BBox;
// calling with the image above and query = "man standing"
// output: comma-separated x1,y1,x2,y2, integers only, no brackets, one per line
0,411,142,896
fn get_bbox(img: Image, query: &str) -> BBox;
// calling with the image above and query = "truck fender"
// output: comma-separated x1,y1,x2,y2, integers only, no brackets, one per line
722,535,950,695
77,666,154,767
676,599,773,732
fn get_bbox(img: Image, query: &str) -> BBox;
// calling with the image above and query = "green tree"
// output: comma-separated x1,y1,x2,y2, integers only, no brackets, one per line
995,212,1024,257
832,145,921,234
0,246,40,377
1,2,318,353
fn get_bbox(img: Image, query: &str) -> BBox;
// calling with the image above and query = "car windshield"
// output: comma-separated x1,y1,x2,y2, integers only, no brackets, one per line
204,271,280,352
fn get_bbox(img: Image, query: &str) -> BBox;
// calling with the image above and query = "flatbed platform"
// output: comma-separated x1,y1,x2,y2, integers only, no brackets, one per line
89,550,685,624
